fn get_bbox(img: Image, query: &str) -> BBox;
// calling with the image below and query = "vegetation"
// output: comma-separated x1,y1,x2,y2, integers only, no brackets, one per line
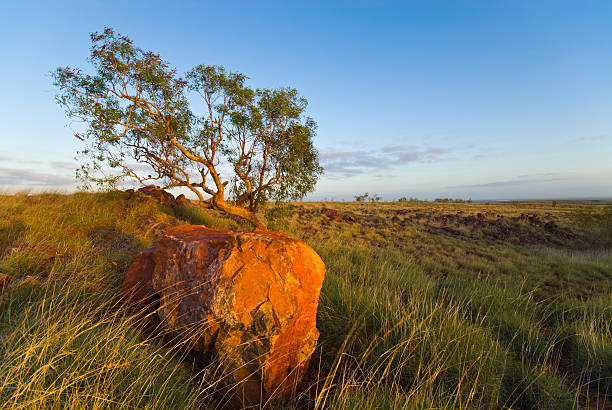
0,192,610,408
354,193,381,202
53,28,322,228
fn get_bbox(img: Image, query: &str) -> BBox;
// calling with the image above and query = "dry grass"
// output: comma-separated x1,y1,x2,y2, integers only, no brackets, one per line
0,192,609,409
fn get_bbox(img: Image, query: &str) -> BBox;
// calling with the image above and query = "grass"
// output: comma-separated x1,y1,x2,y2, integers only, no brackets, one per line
0,191,610,408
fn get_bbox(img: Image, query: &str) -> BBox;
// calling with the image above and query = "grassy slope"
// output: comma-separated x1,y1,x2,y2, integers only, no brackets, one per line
0,192,610,409
274,201,611,409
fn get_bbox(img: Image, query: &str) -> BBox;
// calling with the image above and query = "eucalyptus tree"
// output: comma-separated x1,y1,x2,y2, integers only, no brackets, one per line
54,28,322,228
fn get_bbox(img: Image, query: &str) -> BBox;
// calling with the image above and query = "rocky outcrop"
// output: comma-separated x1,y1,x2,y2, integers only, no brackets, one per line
172,194,190,208
132,187,191,210
137,186,176,207
322,207,357,223
120,226,325,405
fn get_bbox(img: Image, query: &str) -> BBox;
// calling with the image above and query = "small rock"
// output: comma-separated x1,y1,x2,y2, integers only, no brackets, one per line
33,244,62,260
0,273,14,291
4,243,61,260
5,243,28,255
544,221,558,231
15,276,40,288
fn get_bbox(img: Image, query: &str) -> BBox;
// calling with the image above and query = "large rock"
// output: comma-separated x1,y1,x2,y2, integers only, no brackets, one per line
120,225,325,405
118,249,156,306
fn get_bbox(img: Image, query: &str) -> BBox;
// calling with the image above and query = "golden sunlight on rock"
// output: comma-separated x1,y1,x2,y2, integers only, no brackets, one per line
120,225,326,405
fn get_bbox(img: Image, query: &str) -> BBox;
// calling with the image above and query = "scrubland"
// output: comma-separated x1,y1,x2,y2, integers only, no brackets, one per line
0,191,610,409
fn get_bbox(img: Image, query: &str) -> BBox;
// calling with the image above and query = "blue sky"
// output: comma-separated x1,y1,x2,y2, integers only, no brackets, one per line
1,0,611,200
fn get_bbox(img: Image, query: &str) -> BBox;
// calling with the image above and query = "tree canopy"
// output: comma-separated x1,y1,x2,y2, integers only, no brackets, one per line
53,28,323,228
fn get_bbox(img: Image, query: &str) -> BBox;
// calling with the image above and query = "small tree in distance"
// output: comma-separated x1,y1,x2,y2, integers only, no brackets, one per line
354,193,369,202
53,28,323,228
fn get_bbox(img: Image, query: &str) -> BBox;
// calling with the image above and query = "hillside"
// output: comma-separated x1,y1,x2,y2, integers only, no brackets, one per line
0,191,610,409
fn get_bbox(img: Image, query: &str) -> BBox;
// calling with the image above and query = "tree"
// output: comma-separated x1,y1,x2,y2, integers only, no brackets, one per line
53,28,323,228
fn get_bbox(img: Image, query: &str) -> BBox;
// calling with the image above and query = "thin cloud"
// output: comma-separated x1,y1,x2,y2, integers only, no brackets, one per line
0,167,74,186
0,155,43,165
427,147,453,155
381,144,419,153
50,161,77,170
516,173,560,179
449,176,567,189
321,144,454,179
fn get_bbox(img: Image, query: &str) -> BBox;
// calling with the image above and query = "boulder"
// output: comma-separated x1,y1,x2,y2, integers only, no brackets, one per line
118,249,157,306
135,188,193,210
171,193,190,209
120,226,325,405
137,186,176,207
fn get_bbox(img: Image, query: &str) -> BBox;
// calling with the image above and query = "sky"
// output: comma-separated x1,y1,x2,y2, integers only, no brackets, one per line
1,0,611,200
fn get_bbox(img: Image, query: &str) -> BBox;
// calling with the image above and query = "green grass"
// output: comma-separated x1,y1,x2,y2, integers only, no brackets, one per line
0,192,610,408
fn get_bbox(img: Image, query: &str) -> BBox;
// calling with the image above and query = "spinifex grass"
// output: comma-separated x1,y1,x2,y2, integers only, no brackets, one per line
0,283,201,409
0,192,609,409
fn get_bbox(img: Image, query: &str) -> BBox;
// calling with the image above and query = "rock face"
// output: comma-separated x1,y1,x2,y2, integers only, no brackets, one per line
120,225,325,405
118,249,156,306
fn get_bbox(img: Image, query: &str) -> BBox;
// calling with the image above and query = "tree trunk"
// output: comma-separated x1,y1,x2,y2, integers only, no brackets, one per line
207,197,266,230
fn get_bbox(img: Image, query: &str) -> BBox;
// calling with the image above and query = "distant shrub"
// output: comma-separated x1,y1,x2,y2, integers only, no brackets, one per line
397,196,422,202
434,198,469,203
353,193,382,202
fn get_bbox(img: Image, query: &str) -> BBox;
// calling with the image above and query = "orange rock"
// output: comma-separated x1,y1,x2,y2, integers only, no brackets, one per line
0,272,13,291
4,243,61,260
33,244,62,260
137,186,175,207
171,193,190,209
118,249,157,306
5,243,28,255
15,276,40,288
122,225,325,405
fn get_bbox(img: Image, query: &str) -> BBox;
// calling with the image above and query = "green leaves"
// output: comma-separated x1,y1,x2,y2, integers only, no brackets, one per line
54,27,323,226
